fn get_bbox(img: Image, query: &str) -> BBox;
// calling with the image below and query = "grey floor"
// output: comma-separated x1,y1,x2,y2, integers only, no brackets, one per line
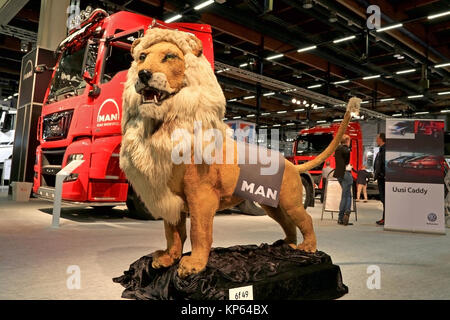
0,193,449,300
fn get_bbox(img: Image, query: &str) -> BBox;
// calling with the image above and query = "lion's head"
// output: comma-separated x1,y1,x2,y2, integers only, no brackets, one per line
123,28,226,127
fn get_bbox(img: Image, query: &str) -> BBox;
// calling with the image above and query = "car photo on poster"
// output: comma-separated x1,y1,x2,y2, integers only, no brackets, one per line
386,120,415,139
386,152,448,184
415,120,445,139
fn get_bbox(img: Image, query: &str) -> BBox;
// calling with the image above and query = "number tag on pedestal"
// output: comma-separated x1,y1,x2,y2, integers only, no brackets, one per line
229,285,253,300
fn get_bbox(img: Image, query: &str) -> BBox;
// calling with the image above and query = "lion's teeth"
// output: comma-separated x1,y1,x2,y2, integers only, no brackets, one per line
154,95,158,103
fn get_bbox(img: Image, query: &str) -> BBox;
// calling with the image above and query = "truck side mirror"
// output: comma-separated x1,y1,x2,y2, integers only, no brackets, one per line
81,39,99,85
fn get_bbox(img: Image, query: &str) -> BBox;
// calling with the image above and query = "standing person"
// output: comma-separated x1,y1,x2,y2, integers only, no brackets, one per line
356,165,371,202
374,133,386,225
334,134,353,226
321,161,333,202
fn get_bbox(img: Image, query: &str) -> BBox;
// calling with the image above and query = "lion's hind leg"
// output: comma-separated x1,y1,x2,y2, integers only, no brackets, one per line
278,161,317,252
152,213,187,269
261,205,297,248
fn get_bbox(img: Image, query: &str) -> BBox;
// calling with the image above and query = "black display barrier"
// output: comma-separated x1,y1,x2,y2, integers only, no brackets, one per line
10,47,55,186
113,241,348,300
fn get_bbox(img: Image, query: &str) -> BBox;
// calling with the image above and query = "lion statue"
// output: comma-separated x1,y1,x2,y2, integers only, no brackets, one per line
120,27,361,278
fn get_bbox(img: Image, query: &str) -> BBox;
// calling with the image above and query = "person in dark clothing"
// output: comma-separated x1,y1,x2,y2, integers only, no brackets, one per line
374,133,386,225
356,165,371,202
334,134,353,226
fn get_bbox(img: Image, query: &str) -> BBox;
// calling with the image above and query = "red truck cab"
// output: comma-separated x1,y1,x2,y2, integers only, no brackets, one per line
33,9,213,219
286,122,363,197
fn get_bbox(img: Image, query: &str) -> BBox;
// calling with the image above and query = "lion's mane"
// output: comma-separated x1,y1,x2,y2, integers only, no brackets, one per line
120,28,228,224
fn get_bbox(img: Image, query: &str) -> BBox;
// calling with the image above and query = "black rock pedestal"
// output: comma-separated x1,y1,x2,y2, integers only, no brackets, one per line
113,241,348,300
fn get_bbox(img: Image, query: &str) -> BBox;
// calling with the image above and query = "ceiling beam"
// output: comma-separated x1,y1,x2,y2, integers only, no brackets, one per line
397,0,441,12
0,0,29,26
335,0,450,64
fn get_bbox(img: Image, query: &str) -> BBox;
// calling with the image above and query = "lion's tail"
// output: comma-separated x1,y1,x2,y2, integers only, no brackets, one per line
296,97,361,174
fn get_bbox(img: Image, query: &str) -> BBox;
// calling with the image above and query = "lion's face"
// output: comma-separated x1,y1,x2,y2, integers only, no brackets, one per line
134,41,186,106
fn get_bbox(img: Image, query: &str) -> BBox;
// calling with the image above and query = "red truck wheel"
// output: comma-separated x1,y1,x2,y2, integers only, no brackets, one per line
126,185,159,220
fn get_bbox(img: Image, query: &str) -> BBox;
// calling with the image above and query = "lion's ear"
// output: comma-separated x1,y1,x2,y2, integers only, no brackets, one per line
188,35,203,57
131,38,142,56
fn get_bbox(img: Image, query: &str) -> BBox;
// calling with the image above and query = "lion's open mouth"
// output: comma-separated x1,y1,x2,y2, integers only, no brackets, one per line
141,87,170,106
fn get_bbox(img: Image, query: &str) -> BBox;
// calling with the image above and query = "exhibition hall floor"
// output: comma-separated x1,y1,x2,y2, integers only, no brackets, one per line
0,195,449,300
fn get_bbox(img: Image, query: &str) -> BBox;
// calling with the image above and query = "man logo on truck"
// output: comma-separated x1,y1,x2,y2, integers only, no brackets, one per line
97,99,120,127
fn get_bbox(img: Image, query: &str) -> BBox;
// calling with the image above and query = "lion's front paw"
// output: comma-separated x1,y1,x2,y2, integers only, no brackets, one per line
152,250,179,269
177,255,207,278
297,241,317,253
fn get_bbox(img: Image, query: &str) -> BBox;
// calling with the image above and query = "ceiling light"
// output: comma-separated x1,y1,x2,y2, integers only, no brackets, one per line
164,14,182,23
222,118,228,121
292,98,297,103
408,95,424,99
440,110,450,113
8,96,12,99
303,0,314,9
286,123,295,126
294,108,305,112
194,0,214,10
392,113,402,117
233,116,241,119
317,120,327,124
308,84,322,89
376,23,403,32
273,124,281,127
329,11,338,23
239,63,248,68
296,101,301,105
380,98,395,102
435,62,450,68
13,93,18,97
360,101,369,104
315,106,325,109
363,75,380,80
260,125,268,128
333,35,356,44
261,112,270,116
333,80,350,85
414,111,429,115
297,45,317,53
303,100,307,105
266,53,284,60
438,91,450,95
396,69,416,74
333,119,343,122
228,98,237,102
243,95,255,100
428,11,450,20
277,110,287,114
247,114,256,117
263,92,275,96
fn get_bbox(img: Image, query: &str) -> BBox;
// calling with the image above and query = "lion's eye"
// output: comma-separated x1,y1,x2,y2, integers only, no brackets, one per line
162,53,178,62
139,53,147,61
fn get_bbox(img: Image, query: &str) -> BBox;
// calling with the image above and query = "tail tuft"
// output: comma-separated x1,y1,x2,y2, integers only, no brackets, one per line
347,97,361,116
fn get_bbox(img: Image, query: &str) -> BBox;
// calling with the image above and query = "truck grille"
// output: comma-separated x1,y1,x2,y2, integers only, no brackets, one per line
42,110,73,141
40,148,66,188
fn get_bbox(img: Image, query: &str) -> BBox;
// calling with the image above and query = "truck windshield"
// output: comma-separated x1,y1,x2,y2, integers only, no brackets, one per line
47,44,87,101
296,133,333,155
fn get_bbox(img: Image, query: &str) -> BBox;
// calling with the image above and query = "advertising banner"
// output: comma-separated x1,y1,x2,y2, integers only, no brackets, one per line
385,119,446,234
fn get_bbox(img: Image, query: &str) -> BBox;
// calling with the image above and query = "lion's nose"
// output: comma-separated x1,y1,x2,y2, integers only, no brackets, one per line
138,70,153,84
